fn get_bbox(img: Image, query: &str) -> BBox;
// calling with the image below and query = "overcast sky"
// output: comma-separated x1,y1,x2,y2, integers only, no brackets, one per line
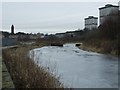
2,1,119,34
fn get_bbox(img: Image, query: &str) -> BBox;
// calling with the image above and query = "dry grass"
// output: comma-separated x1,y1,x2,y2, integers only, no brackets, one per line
2,46,64,88
80,39,119,56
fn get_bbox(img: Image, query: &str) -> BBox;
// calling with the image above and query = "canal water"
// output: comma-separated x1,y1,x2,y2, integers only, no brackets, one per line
30,43,118,88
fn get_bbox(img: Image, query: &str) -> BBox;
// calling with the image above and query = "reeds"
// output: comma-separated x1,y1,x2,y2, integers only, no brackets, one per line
2,46,63,88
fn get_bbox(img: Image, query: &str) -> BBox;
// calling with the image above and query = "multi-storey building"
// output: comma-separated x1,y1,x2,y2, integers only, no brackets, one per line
84,16,98,30
99,4,119,25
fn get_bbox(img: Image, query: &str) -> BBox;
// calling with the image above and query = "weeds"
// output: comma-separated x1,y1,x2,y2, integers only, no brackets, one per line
2,46,63,88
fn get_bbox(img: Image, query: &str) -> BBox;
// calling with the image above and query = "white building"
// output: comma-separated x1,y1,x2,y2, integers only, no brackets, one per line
99,4,119,25
84,16,98,30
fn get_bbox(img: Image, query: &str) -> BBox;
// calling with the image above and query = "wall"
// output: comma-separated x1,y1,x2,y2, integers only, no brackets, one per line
2,38,17,46
99,6,119,24
85,24,97,30
85,18,98,30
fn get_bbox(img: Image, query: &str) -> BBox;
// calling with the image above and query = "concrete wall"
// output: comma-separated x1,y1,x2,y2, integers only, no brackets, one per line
100,7,118,17
85,17,98,30
85,18,97,25
2,38,17,46
85,24,97,30
99,5,119,24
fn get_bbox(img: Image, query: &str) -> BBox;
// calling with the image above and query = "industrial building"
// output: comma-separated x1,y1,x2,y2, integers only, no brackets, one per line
99,4,119,25
84,16,98,30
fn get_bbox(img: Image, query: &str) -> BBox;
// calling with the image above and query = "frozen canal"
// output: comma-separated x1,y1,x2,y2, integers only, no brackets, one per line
30,43,118,88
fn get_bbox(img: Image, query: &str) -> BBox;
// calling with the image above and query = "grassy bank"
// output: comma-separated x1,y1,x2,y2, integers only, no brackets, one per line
2,44,63,88
79,39,119,56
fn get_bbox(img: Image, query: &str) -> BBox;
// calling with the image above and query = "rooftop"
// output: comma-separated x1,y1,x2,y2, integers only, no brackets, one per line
85,16,98,20
99,4,119,10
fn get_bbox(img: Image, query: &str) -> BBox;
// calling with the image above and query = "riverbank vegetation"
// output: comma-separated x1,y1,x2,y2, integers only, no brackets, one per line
2,45,63,88
80,11,120,56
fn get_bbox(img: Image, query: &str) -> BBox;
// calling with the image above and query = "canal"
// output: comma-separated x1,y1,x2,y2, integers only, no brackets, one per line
30,43,118,88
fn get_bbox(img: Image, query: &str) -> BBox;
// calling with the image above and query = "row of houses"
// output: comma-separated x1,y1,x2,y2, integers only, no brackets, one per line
2,24,45,41
84,3,119,30
8,33,44,40
2,31,44,41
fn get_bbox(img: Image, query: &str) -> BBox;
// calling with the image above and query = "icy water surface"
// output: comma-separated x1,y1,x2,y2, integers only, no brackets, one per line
30,44,118,88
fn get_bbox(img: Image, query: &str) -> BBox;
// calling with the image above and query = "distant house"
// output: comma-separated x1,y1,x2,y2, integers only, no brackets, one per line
17,35,29,41
84,16,98,30
99,4,119,24
40,35,45,38
9,35,18,39
29,34,38,40
55,33,66,38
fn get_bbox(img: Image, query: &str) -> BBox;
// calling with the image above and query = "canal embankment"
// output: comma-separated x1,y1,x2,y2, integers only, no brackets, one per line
2,46,18,89
2,44,64,88
2,60,15,89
